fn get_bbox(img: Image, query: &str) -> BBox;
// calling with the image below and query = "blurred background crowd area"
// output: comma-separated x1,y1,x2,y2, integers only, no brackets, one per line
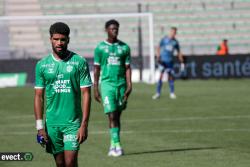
0,0,249,59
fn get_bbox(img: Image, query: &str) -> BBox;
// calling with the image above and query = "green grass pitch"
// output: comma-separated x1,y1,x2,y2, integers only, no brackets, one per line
0,79,250,167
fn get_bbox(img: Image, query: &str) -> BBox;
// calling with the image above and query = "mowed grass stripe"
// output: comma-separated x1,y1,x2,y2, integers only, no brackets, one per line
1,114,250,127
0,80,250,167
2,128,250,136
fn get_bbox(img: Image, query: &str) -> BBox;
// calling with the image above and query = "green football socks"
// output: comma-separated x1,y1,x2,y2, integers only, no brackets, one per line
110,127,121,148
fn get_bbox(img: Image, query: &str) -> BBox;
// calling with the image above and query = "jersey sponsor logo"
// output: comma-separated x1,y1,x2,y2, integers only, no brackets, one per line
57,74,64,79
63,134,77,142
66,61,79,65
42,63,55,73
165,45,174,52
108,56,120,65
53,79,71,93
41,63,55,68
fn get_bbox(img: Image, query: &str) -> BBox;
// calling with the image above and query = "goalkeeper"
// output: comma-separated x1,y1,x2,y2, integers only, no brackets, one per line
152,27,185,99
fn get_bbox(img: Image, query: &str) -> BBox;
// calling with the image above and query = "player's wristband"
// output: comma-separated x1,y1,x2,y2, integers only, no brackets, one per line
36,119,43,130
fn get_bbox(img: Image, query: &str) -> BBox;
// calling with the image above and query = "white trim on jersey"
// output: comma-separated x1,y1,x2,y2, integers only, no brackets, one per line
94,62,100,65
80,84,92,88
34,86,44,89
103,40,119,46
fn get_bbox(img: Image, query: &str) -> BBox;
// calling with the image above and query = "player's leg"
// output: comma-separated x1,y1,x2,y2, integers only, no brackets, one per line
117,111,122,131
115,110,124,155
108,111,123,156
152,64,165,99
64,150,78,167
101,84,120,156
168,75,176,98
46,126,65,166
53,153,65,167
112,84,128,156
167,64,176,99
108,112,120,146
63,126,80,166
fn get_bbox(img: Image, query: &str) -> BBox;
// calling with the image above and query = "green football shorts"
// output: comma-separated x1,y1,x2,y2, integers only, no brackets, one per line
101,83,127,114
46,125,80,154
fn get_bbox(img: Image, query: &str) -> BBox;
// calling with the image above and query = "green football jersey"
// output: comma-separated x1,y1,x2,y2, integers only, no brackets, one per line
35,52,92,126
94,40,131,86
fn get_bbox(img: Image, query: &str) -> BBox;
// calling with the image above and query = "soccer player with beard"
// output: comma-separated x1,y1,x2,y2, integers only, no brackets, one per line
34,22,92,167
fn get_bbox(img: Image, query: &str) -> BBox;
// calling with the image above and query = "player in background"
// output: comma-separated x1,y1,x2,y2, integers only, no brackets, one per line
216,39,229,56
152,27,185,100
34,22,92,167
94,19,132,157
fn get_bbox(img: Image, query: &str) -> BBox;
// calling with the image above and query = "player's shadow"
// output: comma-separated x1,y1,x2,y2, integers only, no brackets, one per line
124,147,220,156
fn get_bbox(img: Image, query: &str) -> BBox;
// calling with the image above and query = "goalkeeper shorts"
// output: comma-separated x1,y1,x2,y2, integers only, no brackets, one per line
159,62,174,75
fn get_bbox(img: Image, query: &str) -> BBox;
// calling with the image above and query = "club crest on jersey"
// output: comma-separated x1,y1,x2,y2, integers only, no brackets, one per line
66,65,73,72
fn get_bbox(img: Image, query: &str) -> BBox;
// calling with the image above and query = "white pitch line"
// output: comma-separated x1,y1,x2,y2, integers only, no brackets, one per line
92,115,250,124
1,115,250,127
1,129,250,136
1,114,34,119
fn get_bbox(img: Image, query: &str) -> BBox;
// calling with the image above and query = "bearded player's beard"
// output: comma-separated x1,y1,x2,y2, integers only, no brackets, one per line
52,45,68,58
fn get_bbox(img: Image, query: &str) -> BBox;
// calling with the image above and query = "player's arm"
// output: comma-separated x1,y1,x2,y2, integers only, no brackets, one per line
77,87,91,144
157,39,164,64
34,88,48,143
93,46,102,103
156,45,161,63
177,51,184,63
123,64,132,102
177,50,185,72
94,65,101,103
176,42,185,71
123,45,132,102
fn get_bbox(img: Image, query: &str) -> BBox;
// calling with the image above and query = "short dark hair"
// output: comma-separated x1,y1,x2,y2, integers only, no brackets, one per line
171,27,177,31
49,22,70,37
105,19,119,29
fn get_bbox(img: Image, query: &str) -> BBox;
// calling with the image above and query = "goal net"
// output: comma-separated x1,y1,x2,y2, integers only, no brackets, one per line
0,13,155,83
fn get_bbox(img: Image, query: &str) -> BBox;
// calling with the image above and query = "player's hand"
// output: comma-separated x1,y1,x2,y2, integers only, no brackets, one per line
77,125,88,144
94,87,102,103
123,86,132,102
180,63,185,72
37,129,48,147
157,58,162,65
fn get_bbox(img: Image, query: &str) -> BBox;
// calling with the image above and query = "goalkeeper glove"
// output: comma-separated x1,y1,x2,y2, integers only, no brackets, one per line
180,63,185,72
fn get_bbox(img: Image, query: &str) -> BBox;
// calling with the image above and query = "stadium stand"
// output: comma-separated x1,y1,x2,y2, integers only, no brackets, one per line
3,0,46,58
0,0,4,16
0,0,250,59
